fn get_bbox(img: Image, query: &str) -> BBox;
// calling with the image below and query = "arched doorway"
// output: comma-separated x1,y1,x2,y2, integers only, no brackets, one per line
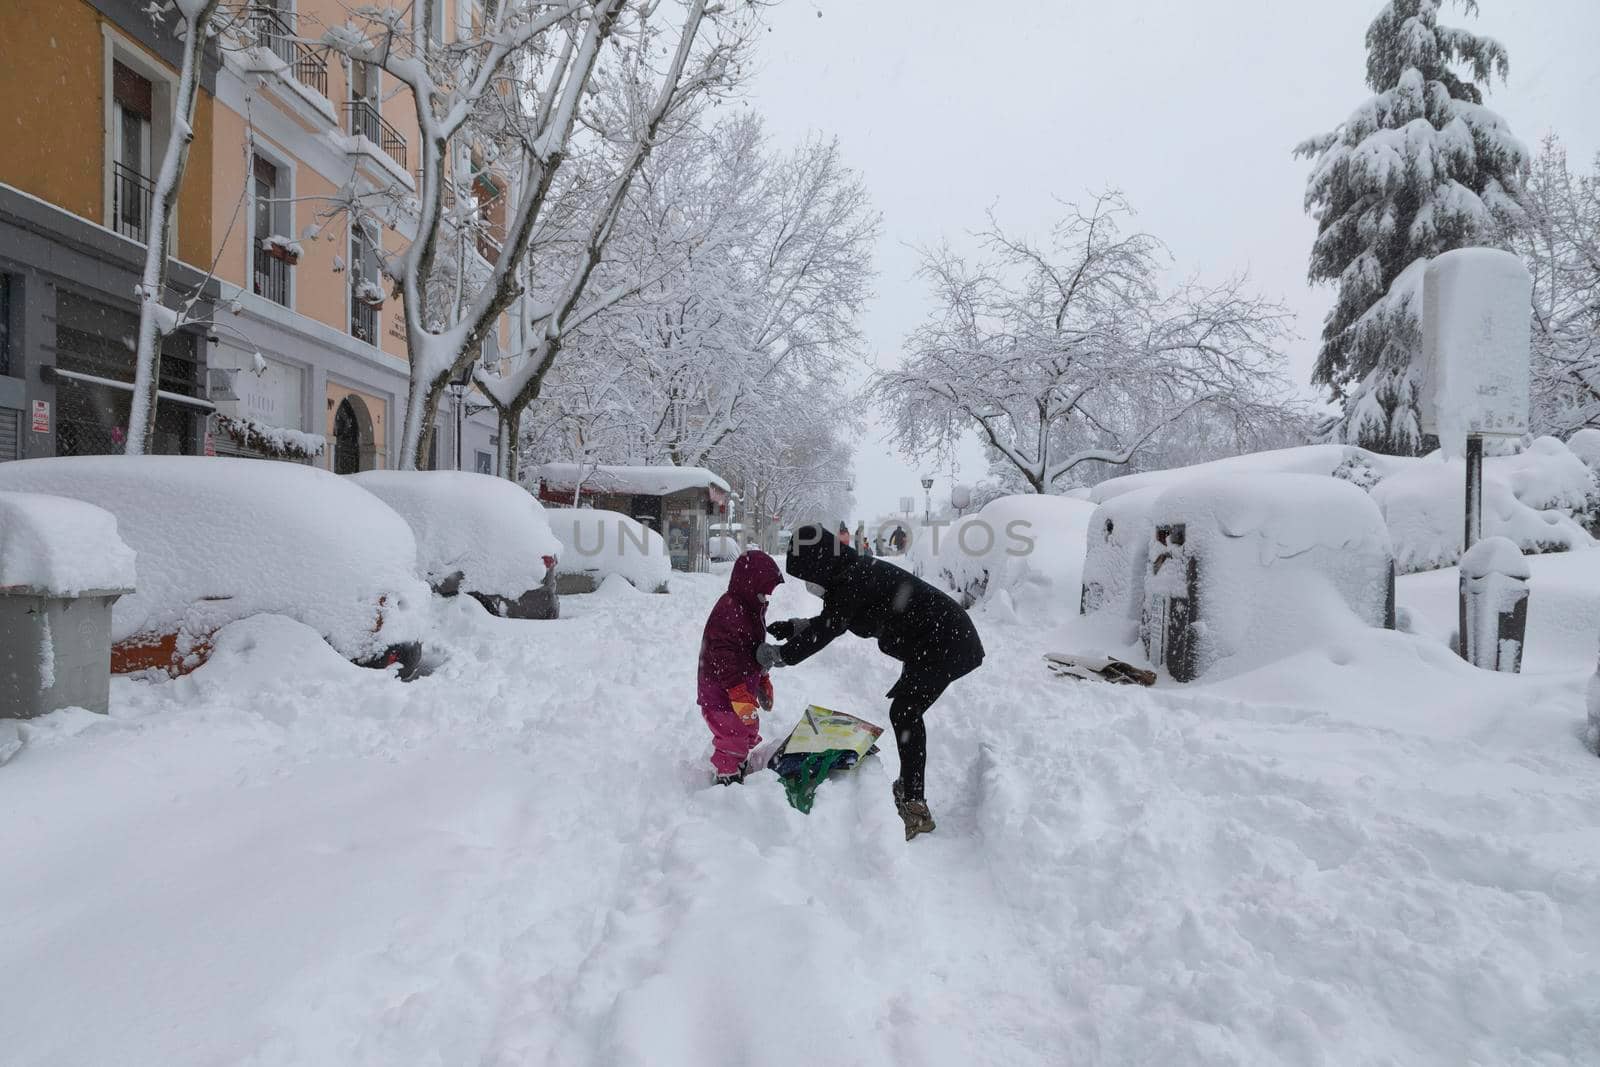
332,395,376,474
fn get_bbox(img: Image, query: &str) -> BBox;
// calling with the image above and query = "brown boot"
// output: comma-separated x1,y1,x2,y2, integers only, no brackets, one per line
897,798,936,841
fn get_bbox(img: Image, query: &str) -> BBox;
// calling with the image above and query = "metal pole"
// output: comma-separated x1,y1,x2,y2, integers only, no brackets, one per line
454,390,463,471
1464,433,1483,551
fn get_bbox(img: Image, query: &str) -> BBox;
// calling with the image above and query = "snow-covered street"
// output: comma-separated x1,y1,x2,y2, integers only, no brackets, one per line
5,566,1599,1066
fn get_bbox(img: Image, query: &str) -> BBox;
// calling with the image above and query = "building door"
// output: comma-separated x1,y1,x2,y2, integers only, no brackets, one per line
333,398,362,474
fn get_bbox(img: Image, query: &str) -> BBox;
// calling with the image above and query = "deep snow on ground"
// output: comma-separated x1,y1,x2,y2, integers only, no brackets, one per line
4,565,1600,1065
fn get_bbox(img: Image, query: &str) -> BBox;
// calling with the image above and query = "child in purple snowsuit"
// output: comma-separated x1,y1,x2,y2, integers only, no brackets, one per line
698,551,784,783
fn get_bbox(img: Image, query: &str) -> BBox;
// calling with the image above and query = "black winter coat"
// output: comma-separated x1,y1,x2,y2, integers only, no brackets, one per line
777,526,984,683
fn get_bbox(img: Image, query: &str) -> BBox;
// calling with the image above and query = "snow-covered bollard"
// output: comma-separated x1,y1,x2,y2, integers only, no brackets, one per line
0,492,136,717
1457,536,1530,673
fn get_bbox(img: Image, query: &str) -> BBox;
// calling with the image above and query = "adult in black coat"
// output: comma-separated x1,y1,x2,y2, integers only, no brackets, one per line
758,523,984,838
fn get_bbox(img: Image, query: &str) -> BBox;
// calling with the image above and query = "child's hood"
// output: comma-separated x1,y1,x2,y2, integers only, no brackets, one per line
727,550,783,604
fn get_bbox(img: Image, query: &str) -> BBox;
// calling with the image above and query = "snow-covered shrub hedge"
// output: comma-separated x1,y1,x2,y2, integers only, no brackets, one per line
1142,474,1395,681
1372,437,1596,573
548,509,671,594
350,471,561,601
0,457,428,669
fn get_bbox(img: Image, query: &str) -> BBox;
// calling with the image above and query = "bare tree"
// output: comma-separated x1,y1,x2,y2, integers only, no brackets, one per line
1518,135,1600,436
471,0,756,481
124,0,229,455
872,192,1294,492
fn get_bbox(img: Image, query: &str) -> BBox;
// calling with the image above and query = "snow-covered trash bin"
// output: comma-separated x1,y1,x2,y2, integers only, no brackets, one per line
1140,474,1397,683
0,492,136,717
1458,536,1530,673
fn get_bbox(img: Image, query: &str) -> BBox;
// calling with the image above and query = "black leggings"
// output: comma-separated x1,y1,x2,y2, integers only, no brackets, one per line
887,669,959,802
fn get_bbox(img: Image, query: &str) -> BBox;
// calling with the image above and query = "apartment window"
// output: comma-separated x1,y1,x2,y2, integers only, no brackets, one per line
350,221,380,345
112,61,154,243
252,155,292,306
428,0,447,42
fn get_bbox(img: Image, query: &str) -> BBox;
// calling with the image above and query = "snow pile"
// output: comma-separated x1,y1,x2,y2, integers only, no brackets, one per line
538,463,731,497
548,508,671,593
1144,474,1395,680
908,494,1096,619
1566,427,1600,470
0,457,427,661
0,491,136,595
1420,248,1533,457
351,471,560,597
1373,441,1595,573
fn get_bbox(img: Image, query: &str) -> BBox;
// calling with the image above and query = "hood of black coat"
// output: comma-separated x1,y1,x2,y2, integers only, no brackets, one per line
785,524,857,587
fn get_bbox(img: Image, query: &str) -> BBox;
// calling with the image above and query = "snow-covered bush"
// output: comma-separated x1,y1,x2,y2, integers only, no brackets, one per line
0,457,428,672
1373,439,1596,573
0,491,136,596
350,471,563,616
1142,474,1395,681
908,494,1097,619
548,509,671,594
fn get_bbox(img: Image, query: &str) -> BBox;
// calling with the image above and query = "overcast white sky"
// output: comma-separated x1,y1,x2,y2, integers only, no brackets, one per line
743,0,1600,520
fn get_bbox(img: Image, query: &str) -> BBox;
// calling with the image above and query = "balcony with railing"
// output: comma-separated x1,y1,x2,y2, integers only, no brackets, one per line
253,243,291,306
112,161,155,243
345,101,407,170
350,281,378,345
244,5,329,97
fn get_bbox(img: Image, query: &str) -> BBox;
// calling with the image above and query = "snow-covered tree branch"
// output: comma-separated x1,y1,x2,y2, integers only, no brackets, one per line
871,193,1294,493
124,0,229,456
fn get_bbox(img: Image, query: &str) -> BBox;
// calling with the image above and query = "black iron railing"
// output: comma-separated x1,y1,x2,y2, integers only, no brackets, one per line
246,6,329,97
345,100,407,169
351,286,378,344
254,244,291,306
112,161,155,243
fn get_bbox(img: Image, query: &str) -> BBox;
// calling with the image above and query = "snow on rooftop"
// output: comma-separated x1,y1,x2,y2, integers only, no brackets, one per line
0,490,137,596
538,463,731,497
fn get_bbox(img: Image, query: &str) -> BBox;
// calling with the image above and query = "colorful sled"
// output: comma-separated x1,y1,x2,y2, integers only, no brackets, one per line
768,705,884,814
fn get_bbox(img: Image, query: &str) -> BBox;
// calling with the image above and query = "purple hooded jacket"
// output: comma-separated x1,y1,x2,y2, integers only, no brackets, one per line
697,551,784,706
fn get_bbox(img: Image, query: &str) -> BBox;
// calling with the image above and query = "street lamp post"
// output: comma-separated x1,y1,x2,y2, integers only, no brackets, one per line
920,476,934,524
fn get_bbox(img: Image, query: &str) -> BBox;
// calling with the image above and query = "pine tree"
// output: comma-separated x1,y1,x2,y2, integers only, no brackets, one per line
1297,0,1528,454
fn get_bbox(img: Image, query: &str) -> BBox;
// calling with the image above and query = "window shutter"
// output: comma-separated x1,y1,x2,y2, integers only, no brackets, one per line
113,61,153,119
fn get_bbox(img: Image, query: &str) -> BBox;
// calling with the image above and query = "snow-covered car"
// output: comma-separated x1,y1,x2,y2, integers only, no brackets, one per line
0,456,429,677
549,508,671,594
707,523,745,562
349,470,564,619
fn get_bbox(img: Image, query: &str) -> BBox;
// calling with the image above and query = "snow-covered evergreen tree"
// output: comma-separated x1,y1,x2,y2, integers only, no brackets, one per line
1297,0,1528,454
